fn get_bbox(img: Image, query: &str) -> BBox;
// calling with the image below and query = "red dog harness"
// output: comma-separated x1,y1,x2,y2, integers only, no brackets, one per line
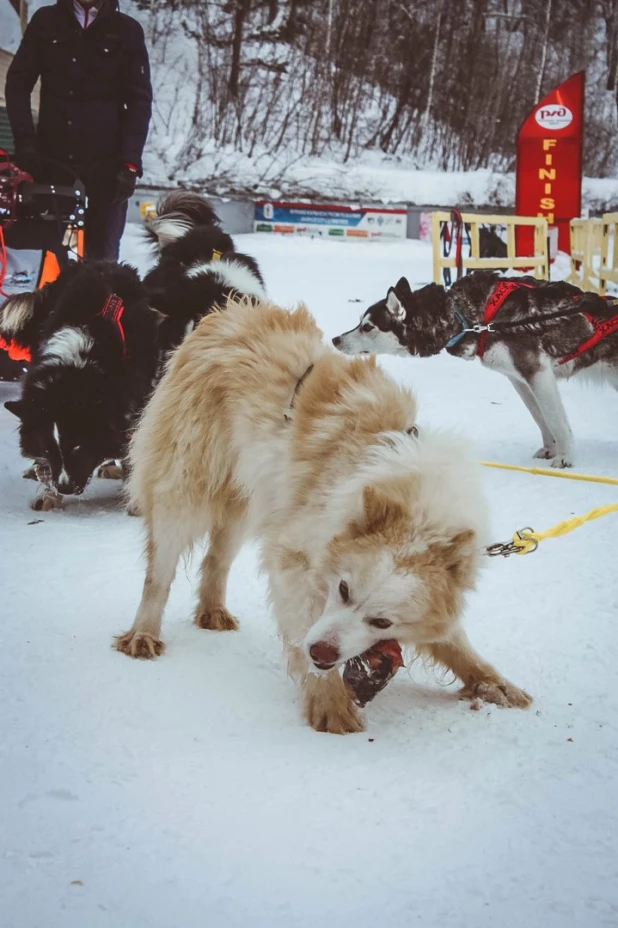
0,333,31,361
99,292,126,353
0,291,126,366
477,280,534,359
478,280,618,365
559,309,618,365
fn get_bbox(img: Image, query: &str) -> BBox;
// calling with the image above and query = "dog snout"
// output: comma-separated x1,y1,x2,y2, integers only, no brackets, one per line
57,476,79,495
332,335,342,349
309,640,341,670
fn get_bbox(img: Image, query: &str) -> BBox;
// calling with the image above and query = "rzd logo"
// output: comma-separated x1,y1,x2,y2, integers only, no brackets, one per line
535,105,573,131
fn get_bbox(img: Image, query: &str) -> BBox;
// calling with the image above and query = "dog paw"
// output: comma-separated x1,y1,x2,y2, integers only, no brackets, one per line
550,454,572,469
533,446,554,460
22,464,37,481
126,504,141,517
195,607,239,631
460,679,532,709
97,462,123,480
31,493,63,512
115,630,165,659
304,690,365,734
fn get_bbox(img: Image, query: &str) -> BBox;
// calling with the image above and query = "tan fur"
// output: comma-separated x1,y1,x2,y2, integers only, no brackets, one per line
115,296,530,732
97,463,123,480
32,492,64,512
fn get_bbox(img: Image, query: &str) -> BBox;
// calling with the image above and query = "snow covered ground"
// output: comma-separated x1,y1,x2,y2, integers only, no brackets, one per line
2,229,618,928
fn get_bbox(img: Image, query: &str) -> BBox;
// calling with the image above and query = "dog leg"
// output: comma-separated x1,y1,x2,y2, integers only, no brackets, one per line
423,627,532,709
31,490,64,512
508,377,556,459
526,367,573,467
97,460,123,480
288,646,364,734
194,510,246,631
115,520,186,658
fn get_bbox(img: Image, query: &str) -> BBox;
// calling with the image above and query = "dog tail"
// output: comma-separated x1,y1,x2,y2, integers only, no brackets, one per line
0,290,47,358
145,191,221,251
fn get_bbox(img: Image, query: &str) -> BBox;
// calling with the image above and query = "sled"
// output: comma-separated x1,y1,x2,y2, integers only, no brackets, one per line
0,150,86,380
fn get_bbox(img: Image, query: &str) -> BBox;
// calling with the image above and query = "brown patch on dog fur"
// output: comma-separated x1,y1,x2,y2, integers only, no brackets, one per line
195,607,239,631
115,631,165,658
97,463,123,480
279,549,310,572
303,671,364,734
421,632,532,708
32,492,64,512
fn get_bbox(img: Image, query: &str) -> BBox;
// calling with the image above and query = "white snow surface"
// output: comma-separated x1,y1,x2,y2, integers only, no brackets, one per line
1,229,618,928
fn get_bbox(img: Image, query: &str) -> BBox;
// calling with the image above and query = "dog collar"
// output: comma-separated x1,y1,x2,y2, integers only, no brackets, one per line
284,363,314,422
445,305,474,348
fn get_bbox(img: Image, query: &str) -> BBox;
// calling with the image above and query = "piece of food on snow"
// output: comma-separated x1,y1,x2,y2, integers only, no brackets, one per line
342,639,404,707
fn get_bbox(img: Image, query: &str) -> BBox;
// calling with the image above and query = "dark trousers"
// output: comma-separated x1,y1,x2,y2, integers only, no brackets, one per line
84,194,128,261
41,159,129,262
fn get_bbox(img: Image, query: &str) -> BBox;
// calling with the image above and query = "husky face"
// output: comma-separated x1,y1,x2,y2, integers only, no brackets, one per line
333,277,451,358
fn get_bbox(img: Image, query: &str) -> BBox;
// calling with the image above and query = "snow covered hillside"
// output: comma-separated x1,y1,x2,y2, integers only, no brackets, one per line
1,229,618,928
4,1,618,209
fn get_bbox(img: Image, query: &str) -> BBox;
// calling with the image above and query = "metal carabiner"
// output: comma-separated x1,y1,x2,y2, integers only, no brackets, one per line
485,526,538,558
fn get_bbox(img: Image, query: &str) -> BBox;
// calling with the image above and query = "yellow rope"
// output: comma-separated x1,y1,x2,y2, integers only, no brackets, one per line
481,461,618,487
510,503,618,554
480,461,618,555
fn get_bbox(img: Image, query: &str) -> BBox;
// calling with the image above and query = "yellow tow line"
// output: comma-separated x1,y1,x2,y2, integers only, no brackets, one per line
480,461,618,556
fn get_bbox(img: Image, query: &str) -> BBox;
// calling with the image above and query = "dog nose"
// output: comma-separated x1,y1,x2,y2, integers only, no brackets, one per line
332,336,341,348
57,476,80,495
309,641,340,669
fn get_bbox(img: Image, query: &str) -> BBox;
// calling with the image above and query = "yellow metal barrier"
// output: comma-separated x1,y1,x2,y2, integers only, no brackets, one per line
600,211,618,294
567,217,603,293
432,211,549,285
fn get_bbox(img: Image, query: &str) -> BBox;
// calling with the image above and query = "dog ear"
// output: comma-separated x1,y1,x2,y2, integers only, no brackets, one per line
385,289,406,323
4,400,25,419
438,530,476,584
394,277,413,299
362,486,406,534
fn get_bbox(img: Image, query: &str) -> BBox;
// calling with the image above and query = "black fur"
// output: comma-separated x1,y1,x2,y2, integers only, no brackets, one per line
2,190,266,503
143,190,266,354
4,261,159,496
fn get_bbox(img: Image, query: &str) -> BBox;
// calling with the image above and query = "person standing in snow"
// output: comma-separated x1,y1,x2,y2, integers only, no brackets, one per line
5,0,152,261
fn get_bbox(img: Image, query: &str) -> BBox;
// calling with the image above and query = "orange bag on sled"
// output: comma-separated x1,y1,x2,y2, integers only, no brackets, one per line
0,151,86,380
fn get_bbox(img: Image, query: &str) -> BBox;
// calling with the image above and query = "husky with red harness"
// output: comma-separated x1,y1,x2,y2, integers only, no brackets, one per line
2,260,159,509
332,270,618,469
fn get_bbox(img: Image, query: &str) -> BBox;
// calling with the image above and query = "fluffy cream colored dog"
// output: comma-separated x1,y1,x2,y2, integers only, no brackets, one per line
116,297,531,733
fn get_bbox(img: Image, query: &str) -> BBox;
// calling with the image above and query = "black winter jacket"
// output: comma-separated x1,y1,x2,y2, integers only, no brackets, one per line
5,0,152,182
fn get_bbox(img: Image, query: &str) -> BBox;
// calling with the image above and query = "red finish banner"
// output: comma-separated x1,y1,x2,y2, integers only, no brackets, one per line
516,71,584,256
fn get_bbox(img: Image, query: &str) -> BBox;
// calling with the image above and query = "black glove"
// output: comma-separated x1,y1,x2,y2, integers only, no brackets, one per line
14,139,42,180
113,164,138,203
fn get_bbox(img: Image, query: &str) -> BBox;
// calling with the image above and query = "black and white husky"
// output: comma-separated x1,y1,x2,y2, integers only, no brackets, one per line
143,190,266,352
333,271,618,468
2,261,160,509
1,191,266,508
